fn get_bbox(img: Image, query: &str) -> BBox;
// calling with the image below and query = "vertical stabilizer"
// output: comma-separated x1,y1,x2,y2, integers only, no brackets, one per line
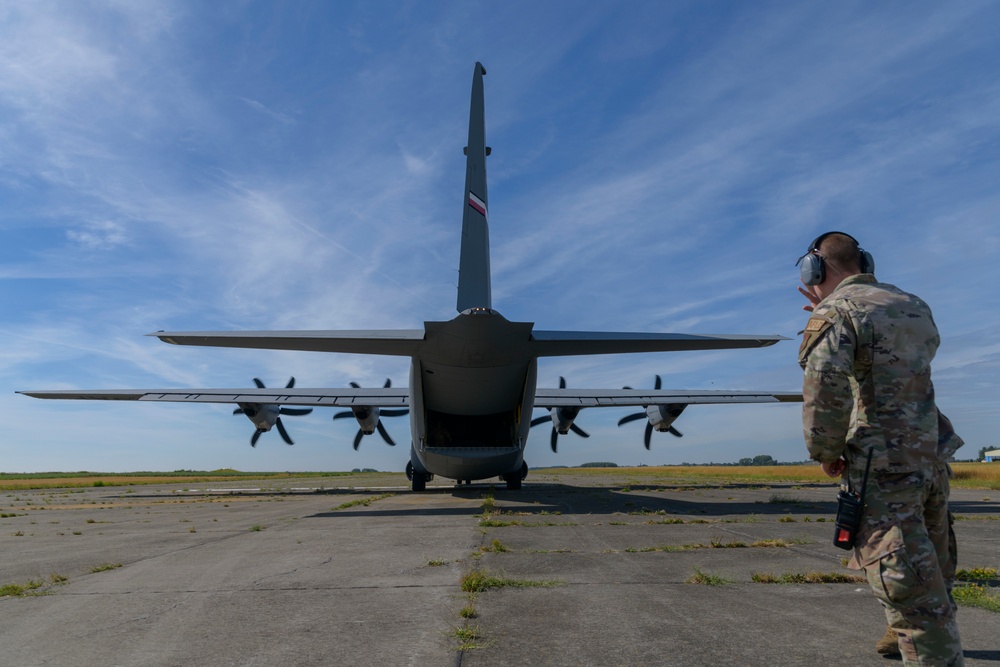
457,62,492,312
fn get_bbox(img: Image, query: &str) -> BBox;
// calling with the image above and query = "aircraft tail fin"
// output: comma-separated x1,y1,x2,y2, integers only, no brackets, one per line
456,62,492,313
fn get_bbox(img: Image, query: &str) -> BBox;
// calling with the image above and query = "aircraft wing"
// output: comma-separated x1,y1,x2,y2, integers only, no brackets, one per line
533,388,802,408
17,387,410,408
529,331,788,356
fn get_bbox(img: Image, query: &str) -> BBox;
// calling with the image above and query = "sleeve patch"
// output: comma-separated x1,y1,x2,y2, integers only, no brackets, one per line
798,316,835,366
804,317,828,333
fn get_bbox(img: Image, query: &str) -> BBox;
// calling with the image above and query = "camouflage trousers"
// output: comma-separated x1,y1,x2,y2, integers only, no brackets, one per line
848,462,963,666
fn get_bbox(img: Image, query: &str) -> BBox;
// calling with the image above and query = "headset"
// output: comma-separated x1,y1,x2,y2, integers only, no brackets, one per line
796,231,875,286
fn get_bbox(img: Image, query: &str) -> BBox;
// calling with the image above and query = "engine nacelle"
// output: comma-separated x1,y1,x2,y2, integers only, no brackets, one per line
238,403,280,432
551,406,581,435
350,406,381,435
646,404,686,432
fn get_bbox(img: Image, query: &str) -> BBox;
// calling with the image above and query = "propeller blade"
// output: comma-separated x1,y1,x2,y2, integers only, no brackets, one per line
349,381,361,388
279,407,313,416
530,415,551,427
621,375,679,449
570,423,590,438
332,411,354,420
617,412,645,427
236,378,308,446
380,409,409,418
383,378,392,388
550,427,558,453
559,376,566,389
376,421,397,446
275,418,294,445
352,429,364,451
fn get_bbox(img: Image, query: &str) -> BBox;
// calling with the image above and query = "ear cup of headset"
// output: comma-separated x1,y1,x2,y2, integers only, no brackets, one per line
860,250,875,275
798,231,875,283
799,253,825,286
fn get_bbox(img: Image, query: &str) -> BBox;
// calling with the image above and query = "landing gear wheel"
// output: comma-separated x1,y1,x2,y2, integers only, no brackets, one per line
503,473,522,491
407,461,428,491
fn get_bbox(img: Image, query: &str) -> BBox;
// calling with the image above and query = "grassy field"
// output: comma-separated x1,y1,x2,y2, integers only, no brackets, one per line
536,462,1000,490
0,470,357,490
2,462,997,490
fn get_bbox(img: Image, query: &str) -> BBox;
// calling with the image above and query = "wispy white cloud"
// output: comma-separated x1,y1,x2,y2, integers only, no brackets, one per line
238,97,295,126
66,219,129,250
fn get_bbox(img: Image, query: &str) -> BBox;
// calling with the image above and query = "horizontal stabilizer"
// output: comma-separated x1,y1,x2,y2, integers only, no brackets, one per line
529,331,788,357
149,330,425,356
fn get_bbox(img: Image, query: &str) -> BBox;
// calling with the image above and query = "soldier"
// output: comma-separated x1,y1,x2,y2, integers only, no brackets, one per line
796,232,964,666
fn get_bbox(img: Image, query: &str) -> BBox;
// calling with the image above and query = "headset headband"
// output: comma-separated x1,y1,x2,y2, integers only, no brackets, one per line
796,231,862,267
796,231,873,286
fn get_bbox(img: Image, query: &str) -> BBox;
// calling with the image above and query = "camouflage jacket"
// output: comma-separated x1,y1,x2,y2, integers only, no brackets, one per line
798,274,962,472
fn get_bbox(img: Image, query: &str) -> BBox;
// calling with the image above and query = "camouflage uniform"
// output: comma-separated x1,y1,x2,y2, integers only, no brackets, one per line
798,274,964,667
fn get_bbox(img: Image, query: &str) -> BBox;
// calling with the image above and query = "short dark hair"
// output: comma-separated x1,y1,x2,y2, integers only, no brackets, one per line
817,233,863,273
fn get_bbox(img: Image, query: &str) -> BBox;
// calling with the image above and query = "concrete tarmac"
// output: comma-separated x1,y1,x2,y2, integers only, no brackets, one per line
1,470,997,666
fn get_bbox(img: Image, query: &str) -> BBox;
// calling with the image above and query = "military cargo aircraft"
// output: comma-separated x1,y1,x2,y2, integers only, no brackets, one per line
20,62,800,491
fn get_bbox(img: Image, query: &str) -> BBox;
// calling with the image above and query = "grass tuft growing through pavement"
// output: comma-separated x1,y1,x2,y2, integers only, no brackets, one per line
953,584,1000,613
460,568,561,593
332,493,394,511
479,539,509,554
0,576,58,597
686,568,731,586
90,563,123,573
452,624,488,651
751,571,865,584
956,567,998,582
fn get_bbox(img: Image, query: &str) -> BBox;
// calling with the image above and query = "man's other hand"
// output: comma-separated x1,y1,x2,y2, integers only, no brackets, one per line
821,459,847,477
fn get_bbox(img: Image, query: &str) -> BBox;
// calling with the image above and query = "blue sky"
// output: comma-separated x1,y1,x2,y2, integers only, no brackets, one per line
2,1,998,473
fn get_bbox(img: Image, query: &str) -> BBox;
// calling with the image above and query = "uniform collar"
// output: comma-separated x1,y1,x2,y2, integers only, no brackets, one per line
815,273,876,309
836,273,877,290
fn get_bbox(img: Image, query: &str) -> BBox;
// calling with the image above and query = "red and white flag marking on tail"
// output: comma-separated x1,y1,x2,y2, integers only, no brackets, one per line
468,192,488,218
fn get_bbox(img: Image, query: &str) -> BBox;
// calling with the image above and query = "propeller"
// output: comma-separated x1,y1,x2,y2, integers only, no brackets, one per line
233,377,313,447
530,376,589,453
618,375,684,449
332,378,409,450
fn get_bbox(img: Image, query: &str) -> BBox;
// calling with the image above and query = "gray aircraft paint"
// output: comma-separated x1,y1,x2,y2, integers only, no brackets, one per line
457,62,492,314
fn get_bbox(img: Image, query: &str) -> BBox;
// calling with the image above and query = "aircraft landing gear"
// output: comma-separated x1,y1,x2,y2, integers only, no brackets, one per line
406,461,432,492
502,461,528,490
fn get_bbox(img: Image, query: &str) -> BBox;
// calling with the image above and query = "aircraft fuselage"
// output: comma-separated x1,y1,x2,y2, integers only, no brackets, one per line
408,308,537,485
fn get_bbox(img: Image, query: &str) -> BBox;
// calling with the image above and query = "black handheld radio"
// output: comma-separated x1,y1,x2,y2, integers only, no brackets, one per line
833,448,874,550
